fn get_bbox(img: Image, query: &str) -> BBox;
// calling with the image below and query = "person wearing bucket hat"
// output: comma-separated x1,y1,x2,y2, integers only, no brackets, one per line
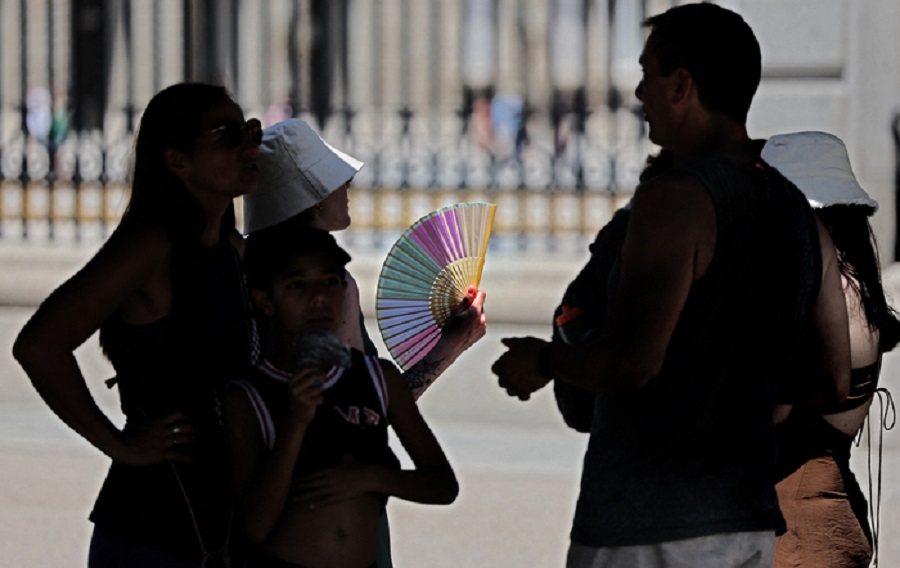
245,118,486,399
243,118,486,568
763,131,900,567
244,117,362,235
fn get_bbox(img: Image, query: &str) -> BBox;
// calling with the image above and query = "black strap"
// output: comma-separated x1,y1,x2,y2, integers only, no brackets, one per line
856,387,895,566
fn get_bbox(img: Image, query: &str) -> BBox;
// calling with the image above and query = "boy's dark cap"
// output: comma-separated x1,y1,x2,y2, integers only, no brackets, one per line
244,222,351,289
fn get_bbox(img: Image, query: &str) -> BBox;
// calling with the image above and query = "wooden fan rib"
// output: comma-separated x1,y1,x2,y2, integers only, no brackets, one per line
384,241,443,281
474,203,497,288
379,257,441,293
448,257,479,294
381,316,436,342
377,308,433,328
376,298,432,310
460,205,475,260
437,207,466,261
376,311,433,329
381,258,438,283
410,216,456,267
379,312,434,330
393,328,442,370
432,204,477,263
377,279,434,299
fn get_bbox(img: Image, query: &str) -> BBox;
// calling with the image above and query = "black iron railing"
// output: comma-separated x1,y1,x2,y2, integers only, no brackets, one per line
0,0,657,249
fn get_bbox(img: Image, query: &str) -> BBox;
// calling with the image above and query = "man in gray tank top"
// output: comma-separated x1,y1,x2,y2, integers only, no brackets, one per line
492,4,851,567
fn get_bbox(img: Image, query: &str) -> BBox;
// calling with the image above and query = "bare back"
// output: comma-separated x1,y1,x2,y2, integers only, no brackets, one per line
822,276,879,436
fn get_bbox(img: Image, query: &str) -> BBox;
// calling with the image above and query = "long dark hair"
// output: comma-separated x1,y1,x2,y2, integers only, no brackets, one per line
122,82,238,239
817,205,900,352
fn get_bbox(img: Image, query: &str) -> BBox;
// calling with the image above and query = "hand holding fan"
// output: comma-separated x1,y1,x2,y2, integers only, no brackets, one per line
376,202,497,371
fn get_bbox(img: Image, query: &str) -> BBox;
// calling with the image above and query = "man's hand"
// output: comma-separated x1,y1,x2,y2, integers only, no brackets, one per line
492,337,552,401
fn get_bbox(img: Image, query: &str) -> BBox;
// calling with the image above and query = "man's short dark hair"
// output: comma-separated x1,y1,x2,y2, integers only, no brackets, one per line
643,2,761,124
244,220,351,291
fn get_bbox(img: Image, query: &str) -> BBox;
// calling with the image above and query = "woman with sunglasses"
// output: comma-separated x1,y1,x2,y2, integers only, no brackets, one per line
14,82,261,567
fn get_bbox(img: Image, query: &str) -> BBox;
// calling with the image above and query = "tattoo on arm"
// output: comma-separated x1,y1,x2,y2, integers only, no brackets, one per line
403,357,446,398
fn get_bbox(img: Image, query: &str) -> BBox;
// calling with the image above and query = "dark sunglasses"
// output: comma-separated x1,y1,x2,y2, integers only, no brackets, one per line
202,118,262,148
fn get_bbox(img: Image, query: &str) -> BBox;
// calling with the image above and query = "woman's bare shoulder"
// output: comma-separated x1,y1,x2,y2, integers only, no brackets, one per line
95,222,171,268
16,223,174,350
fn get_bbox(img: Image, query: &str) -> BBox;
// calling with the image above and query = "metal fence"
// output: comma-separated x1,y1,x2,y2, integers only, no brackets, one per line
0,0,665,249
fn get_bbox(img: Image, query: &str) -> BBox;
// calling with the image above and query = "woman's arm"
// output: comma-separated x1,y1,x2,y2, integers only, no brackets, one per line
12,226,184,464
224,370,324,543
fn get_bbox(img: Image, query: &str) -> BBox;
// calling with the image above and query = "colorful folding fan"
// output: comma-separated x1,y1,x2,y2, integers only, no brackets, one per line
376,202,497,371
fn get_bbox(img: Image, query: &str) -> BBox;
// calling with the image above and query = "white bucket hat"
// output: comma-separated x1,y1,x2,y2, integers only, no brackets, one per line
243,118,363,234
761,131,878,214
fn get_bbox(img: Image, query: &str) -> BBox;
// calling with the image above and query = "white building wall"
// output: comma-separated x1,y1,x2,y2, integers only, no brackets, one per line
738,0,900,258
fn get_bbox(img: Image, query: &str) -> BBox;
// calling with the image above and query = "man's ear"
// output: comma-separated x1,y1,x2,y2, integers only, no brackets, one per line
671,68,694,104
164,148,190,180
251,289,275,317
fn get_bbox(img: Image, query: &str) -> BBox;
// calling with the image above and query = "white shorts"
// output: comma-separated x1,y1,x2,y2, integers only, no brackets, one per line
566,530,776,568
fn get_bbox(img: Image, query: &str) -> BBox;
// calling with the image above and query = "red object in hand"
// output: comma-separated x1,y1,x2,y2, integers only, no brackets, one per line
555,304,584,327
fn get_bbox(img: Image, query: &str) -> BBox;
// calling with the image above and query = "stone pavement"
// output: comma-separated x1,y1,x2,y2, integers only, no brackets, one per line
1,241,899,566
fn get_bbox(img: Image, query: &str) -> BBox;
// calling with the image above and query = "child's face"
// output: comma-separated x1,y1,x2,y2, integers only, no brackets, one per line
257,252,347,336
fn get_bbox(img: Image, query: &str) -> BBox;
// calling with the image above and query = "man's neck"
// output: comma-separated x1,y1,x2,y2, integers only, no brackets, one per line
670,114,754,165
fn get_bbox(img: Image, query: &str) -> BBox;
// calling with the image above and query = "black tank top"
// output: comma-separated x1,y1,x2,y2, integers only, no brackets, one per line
92,234,253,560
571,152,821,546
233,351,400,476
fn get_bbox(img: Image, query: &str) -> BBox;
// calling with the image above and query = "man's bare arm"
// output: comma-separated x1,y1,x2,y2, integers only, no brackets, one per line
496,175,716,396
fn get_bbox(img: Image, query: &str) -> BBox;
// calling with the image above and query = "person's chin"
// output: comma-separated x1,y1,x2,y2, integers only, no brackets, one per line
305,318,336,332
334,216,351,231
238,169,260,194
647,130,666,149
